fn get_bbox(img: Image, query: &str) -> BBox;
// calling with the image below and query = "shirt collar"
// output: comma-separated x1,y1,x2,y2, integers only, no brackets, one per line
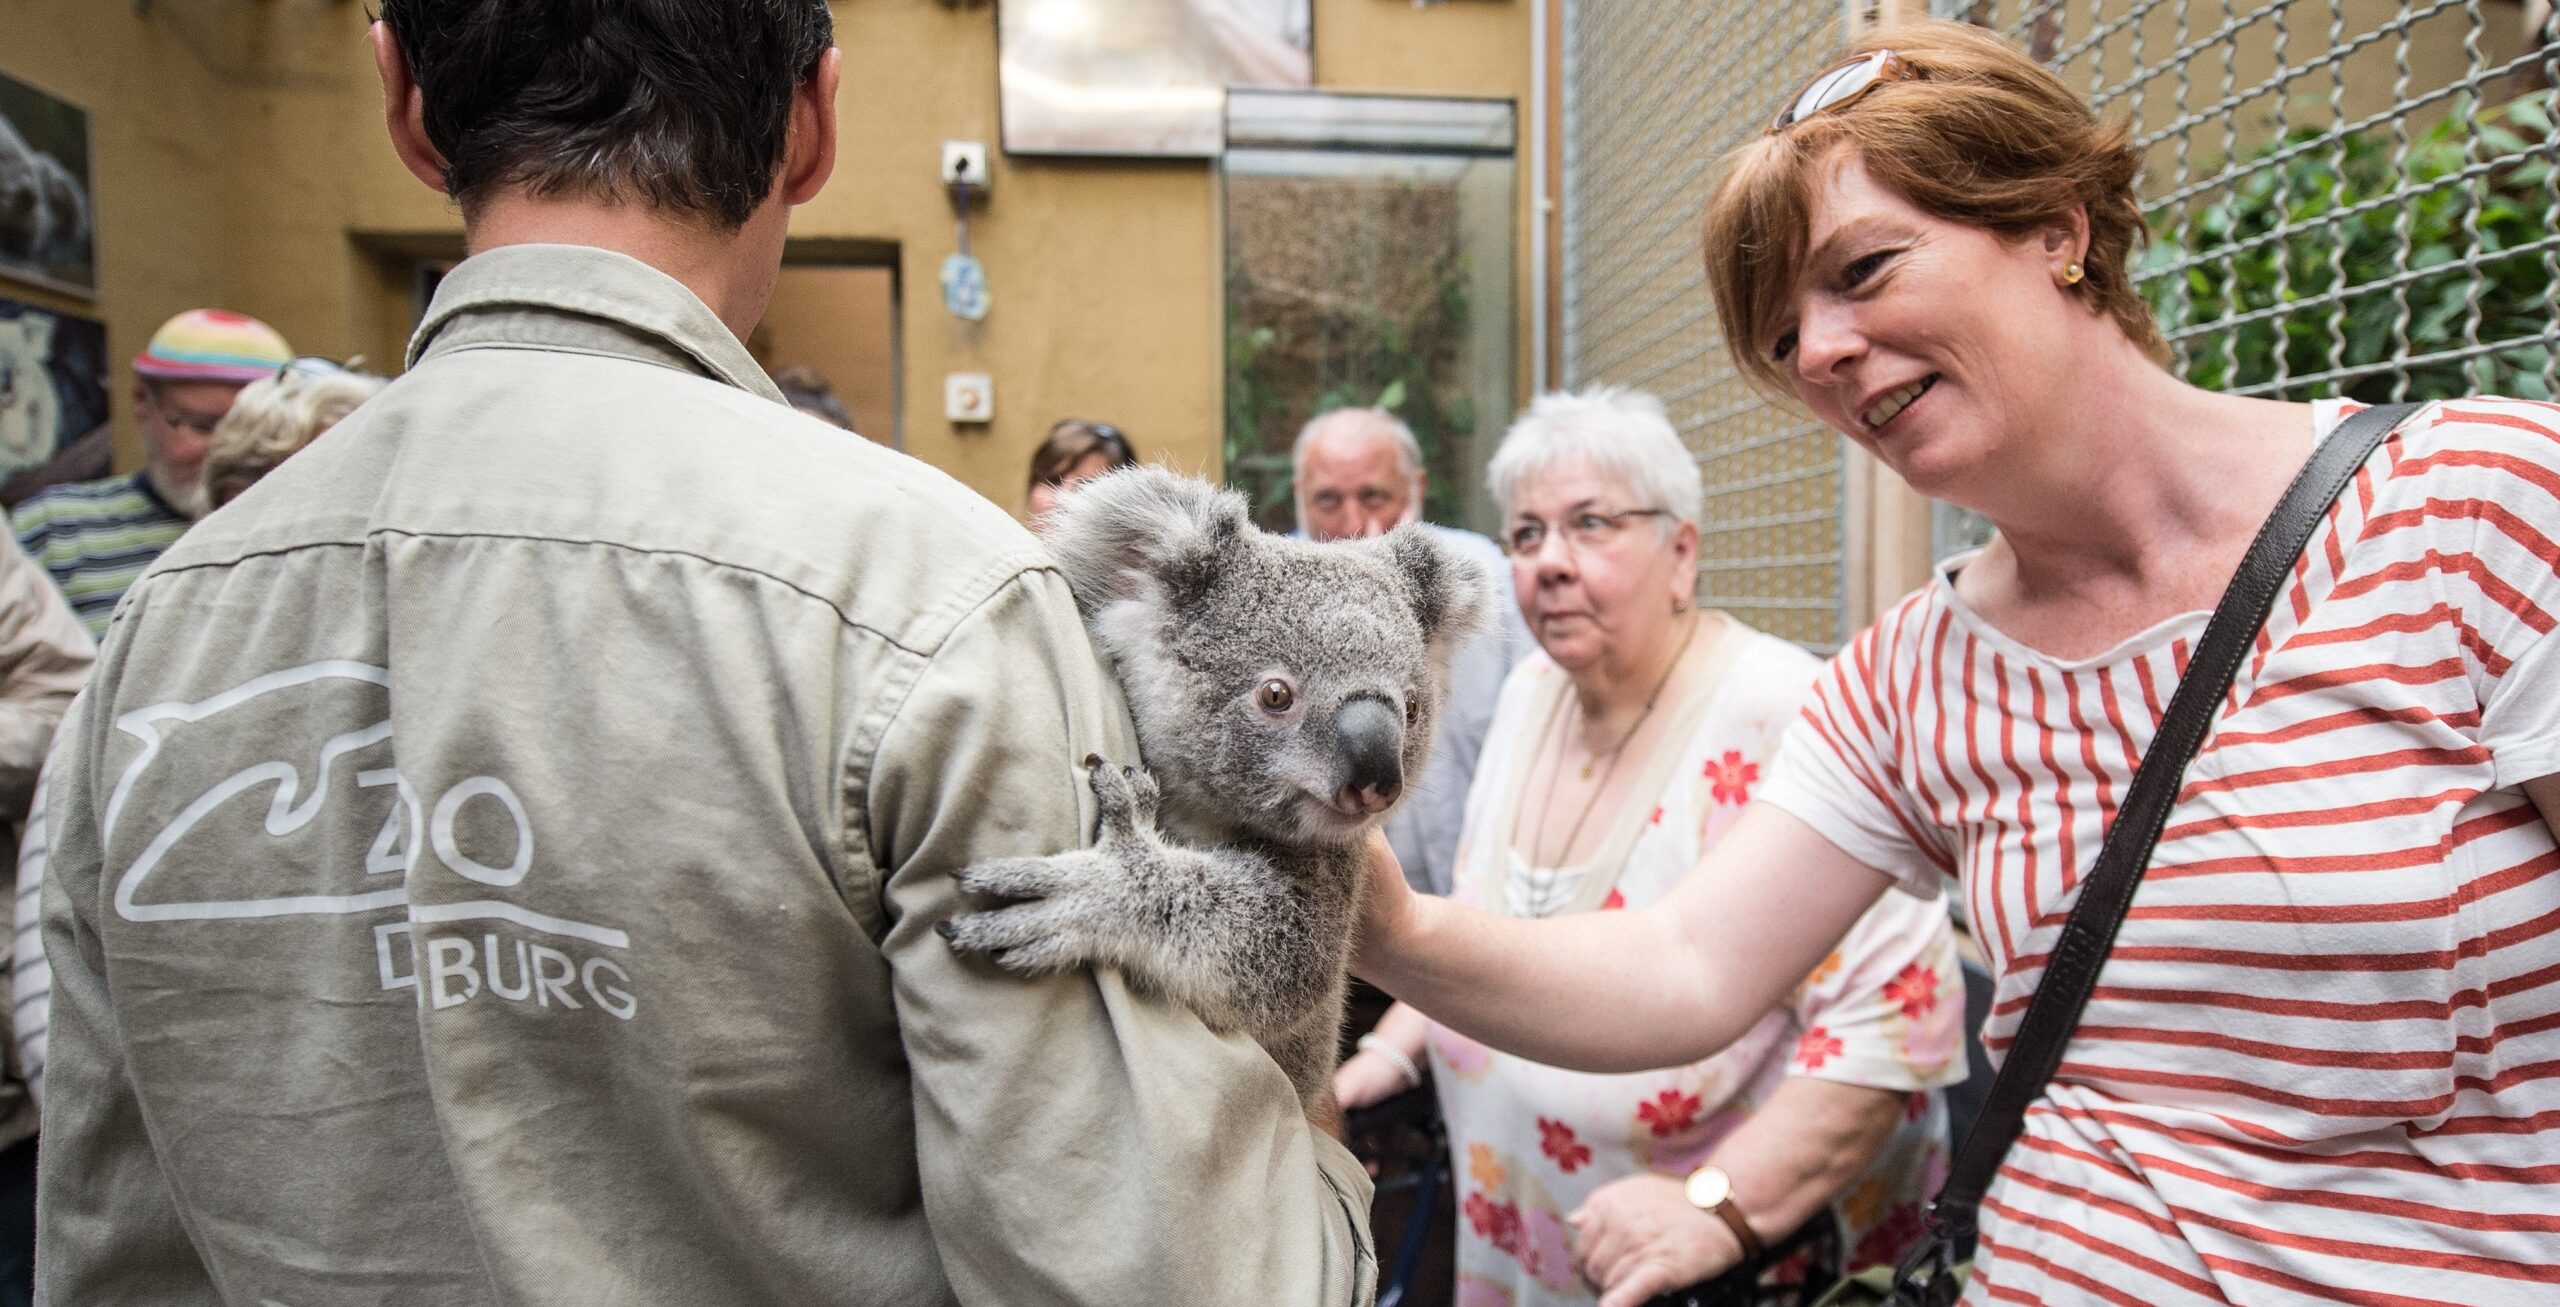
406,243,785,405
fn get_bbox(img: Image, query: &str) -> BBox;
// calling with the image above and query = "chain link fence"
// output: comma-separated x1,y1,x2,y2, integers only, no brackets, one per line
1953,0,2558,405
1559,0,1853,651
1560,0,2557,649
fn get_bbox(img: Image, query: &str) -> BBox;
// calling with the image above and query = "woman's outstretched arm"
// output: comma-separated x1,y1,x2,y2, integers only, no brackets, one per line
1353,802,1900,1073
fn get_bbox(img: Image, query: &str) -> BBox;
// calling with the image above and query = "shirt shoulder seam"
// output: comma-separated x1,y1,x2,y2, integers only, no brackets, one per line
138,528,1053,661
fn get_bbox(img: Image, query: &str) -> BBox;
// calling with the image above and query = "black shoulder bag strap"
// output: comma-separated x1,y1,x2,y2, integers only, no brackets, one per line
1890,401,2422,1307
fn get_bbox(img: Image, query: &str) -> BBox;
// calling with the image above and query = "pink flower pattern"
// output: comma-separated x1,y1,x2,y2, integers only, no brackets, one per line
1795,1026,1845,1071
1636,1088,1702,1138
1521,1208,1579,1291
1463,1190,1524,1255
1884,963,1941,1019
1703,749,1760,805
1536,1117,1592,1173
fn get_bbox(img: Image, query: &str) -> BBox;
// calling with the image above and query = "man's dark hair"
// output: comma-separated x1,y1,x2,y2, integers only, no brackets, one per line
377,0,834,230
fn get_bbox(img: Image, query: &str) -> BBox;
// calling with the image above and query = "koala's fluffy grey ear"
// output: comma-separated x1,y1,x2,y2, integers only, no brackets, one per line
1039,466,1253,611
1381,527,1498,663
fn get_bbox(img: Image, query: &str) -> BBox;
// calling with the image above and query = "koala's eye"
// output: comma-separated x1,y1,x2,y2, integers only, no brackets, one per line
1404,696,1420,726
1256,679,1296,714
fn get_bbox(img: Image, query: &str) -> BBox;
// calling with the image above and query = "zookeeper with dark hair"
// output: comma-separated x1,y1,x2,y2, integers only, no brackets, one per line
29,4,1375,1303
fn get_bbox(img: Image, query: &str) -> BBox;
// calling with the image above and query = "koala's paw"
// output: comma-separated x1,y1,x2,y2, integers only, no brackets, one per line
1083,754,1163,837
938,900,1093,975
956,852,1078,901
943,849,1122,975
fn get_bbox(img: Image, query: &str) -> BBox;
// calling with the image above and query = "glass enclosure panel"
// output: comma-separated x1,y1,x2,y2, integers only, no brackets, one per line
1222,90,1516,535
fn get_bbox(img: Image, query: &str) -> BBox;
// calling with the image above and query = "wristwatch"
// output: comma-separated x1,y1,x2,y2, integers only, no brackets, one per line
1682,1164,1764,1261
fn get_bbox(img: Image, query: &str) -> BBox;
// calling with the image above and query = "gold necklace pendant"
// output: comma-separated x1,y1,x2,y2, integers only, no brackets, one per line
1518,613,1706,869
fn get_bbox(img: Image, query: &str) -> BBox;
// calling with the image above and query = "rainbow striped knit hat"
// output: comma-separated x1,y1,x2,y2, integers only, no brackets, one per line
133,309,294,384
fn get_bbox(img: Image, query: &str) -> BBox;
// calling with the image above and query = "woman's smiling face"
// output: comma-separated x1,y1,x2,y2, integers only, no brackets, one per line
1769,151,2085,505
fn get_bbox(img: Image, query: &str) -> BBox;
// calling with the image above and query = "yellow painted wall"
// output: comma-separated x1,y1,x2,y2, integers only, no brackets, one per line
0,0,1533,514
0,0,241,471
751,265,898,444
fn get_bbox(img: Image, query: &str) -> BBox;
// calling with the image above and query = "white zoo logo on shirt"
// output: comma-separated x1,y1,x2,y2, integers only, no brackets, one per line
104,659,637,1019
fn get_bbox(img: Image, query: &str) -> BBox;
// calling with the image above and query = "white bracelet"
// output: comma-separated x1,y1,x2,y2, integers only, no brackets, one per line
1356,1033,1424,1090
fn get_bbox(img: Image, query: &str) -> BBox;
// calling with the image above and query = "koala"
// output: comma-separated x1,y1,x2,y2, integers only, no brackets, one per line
0,117,85,270
942,466,1492,1106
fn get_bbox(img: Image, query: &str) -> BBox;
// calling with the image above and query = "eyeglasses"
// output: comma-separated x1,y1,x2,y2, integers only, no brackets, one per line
139,390,225,436
1502,507,1670,557
1769,50,1916,133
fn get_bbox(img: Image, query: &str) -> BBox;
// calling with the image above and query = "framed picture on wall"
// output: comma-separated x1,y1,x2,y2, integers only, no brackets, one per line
0,296,110,501
998,0,1312,157
0,69,96,299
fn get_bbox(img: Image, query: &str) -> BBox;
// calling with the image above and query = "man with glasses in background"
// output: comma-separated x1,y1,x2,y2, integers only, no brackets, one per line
1291,406,1532,898
11,308,292,635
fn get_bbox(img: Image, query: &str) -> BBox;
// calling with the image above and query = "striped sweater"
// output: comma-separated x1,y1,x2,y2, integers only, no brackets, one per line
1760,397,2560,1305
11,472,192,637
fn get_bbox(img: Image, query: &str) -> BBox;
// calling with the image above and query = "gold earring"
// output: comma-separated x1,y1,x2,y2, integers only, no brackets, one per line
1673,598,1691,615
2062,262,2086,286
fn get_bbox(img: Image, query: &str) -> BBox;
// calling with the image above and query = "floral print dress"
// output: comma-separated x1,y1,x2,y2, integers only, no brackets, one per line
1429,618,1966,1307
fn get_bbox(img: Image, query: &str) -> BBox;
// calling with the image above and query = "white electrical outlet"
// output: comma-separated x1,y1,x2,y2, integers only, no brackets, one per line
941,140,989,190
945,372,995,424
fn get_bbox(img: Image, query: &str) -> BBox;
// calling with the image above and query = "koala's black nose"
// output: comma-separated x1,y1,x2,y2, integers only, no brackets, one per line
1332,697,1405,816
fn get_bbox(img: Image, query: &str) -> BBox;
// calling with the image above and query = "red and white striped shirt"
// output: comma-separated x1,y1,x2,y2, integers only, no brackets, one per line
1759,398,2560,1305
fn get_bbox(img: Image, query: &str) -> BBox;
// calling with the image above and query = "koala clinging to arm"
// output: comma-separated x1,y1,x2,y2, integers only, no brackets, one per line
942,466,1491,1106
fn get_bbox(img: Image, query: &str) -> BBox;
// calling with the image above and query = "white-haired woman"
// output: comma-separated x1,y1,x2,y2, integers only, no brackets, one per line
1335,387,1964,1307
200,359,387,510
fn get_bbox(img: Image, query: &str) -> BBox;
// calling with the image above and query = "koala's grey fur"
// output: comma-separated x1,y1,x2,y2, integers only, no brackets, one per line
942,467,1492,1105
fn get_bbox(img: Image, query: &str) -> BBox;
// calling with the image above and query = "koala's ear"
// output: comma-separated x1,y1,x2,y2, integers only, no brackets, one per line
1040,466,1253,611
1381,526,1497,662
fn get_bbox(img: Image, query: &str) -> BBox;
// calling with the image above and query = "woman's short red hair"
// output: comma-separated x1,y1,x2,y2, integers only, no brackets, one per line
1703,20,2167,396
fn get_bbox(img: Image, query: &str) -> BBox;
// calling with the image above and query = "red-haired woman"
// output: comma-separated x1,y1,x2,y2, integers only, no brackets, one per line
1358,20,2560,1307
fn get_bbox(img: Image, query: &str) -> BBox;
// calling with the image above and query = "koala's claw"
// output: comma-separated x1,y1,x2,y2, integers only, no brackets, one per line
1087,757,1163,833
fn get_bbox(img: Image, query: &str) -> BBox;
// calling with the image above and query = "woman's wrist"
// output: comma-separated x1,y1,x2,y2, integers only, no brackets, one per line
1669,1172,1752,1283
1352,863,1440,990
1355,1034,1424,1090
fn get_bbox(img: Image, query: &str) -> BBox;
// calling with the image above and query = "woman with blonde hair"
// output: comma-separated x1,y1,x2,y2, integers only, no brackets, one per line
1337,386,1962,1307
1357,20,2560,1305
201,359,386,509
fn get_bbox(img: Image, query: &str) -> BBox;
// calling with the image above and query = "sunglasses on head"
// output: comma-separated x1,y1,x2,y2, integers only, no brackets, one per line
276,355,353,382
1068,422,1131,461
1769,50,1918,133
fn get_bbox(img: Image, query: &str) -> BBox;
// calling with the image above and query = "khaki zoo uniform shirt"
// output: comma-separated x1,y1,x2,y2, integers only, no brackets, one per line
33,243,1375,1307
